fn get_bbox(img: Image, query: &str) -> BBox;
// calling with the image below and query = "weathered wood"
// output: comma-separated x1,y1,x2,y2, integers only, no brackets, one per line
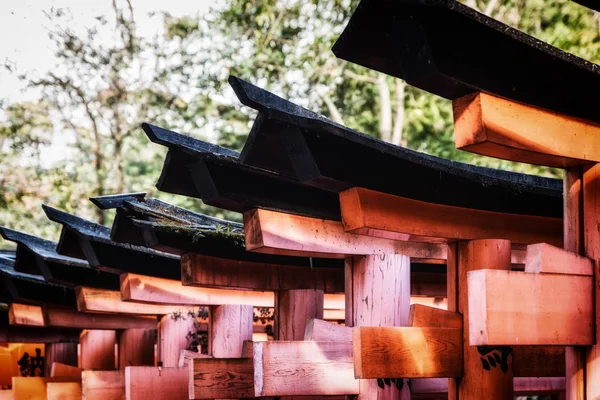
410,377,566,397
525,242,593,275
565,167,585,400
157,313,195,367
179,350,211,367
408,304,462,329
47,382,82,400
121,273,274,307
452,92,600,167
468,269,593,345
275,289,324,341
82,370,125,400
50,362,82,378
446,243,458,400
0,326,80,343
182,253,344,293
353,326,462,378
346,254,411,399
9,303,44,326
190,358,255,399
77,287,201,315
45,344,78,377
44,307,157,330
125,366,188,400
11,377,78,400
80,330,116,370
458,240,513,399
209,304,253,358
304,319,351,342
244,208,447,260
340,187,562,246
512,346,566,377
118,329,155,368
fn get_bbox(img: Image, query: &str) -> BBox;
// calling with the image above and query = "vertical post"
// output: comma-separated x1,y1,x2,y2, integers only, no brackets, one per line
157,312,195,367
345,254,411,400
565,168,586,400
275,289,325,400
447,243,459,400
275,289,324,341
457,239,513,399
44,343,78,377
118,329,156,368
209,304,253,357
80,330,116,370
584,164,600,399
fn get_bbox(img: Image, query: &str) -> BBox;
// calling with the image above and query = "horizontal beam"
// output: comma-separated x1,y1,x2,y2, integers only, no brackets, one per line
9,303,157,330
340,187,563,246
76,287,200,315
244,208,447,260
408,304,462,328
525,243,593,275
82,370,125,400
181,253,344,293
47,382,82,400
468,270,593,345
453,92,600,167
50,362,82,378
353,326,462,378
190,341,359,398
0,326,80,343
304,318,351,341
512,346,565,378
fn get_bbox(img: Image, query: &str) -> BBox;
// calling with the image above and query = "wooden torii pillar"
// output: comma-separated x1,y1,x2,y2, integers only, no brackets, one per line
451,92,600,399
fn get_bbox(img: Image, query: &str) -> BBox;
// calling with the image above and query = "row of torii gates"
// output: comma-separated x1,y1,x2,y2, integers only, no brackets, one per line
2,0,600,398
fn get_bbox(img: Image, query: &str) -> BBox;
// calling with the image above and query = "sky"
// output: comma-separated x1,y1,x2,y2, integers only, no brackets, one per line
0,0,212,104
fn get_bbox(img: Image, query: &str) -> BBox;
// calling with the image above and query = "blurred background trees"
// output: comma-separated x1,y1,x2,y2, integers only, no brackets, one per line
1,0,599,241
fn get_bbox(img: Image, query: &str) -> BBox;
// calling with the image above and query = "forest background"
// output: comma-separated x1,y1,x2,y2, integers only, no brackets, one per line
1,0,598,242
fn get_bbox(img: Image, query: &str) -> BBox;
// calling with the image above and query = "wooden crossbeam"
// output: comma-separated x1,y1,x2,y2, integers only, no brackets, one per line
244,208,447,260
76,286,200,315
50,362,82,378
340,187,563,246
453,92,600,167
82,370,125,400
12,377,79,400
353,326,462,378
408,304,462,328
8,303,157,330
468,269,593,345
189,341,359,398
181,253,344,292
304,319,351,341
525,242,593,275
125,367,188,400
121,272,274,307
0,326,80,343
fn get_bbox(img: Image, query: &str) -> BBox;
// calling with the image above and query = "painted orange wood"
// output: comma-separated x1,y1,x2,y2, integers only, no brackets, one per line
458,239,513,399
125,367,188,400
583,163,600,398
565,167,585,400
304,319,351,342
12,377,78,400
45,343,77,377
43,307,156,330
453,92,600,167
157,313,195,368
8,303,44,326
76,287,200,315
525,242,593,275
46,382,82,400
81,370,125,400
0,391,11,400
244,208,447,260
209,304,253,358
118,329,155,368
340,187,562,246
446,243,458,400
80,330,116,370
49,362,81,378
353,326,462,378
468,269,593,345
182,253,344,293
346,254,411,399
408,304,462,329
